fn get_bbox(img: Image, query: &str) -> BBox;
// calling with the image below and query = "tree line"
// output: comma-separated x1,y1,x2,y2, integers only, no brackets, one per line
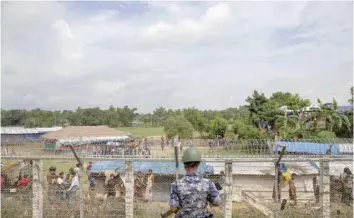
1,89,353,140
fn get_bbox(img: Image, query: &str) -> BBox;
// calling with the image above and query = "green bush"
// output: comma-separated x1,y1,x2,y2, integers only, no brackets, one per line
232,120,266,139
316,131,336,139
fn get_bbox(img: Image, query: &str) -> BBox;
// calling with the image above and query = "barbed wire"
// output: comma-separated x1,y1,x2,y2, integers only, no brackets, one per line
1,138,353,160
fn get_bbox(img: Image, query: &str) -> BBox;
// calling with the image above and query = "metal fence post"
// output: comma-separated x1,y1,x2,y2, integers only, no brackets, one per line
125,160,134,218
79,165,84,218
224,160,233,218
320,160,330,218
32,159,43,218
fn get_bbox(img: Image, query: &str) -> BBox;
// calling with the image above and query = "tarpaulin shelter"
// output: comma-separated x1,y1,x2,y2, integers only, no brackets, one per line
91,160,215,175
274,141,353,155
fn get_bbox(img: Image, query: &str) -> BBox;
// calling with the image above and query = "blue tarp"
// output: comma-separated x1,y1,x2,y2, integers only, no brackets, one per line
91,160,214,174
274,141,339,155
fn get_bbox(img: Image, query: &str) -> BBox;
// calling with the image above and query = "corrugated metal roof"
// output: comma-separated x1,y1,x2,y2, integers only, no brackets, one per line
1,126,62,135
36,127,62,133
56,136,130,146
1,127,37,134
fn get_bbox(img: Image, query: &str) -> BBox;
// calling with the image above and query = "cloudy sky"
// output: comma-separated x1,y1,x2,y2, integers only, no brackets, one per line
1,1,353,113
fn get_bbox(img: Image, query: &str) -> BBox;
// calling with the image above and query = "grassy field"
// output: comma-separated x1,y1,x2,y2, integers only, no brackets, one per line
116,126,165,138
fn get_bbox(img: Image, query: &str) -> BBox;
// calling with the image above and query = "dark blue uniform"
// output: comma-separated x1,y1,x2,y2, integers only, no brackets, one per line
169,173,221,218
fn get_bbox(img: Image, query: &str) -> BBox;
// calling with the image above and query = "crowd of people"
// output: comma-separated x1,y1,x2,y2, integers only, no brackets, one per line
46,164,81,207
44,160,158,204
91,138,152,156
133,169,155,202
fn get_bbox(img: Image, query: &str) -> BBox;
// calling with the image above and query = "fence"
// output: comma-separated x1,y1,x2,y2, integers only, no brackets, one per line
1,138,353,158
1,138,353,218
1,156,353,218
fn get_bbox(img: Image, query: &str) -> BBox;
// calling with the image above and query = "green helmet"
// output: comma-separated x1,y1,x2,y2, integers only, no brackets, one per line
182,147,201,163
49,166,56,171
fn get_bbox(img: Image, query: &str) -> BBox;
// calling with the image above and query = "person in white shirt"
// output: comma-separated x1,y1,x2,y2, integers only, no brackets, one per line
57,172,65,200
57,172,64,185
67,168,80,206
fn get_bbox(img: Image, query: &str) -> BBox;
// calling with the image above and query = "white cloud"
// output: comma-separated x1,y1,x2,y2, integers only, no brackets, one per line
1,1,353,112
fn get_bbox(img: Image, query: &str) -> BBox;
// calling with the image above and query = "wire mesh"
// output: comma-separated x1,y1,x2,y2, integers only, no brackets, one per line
330,161,353,218
2,138,353,159
131,161,227,218
1,160,33,218
1,137,353,218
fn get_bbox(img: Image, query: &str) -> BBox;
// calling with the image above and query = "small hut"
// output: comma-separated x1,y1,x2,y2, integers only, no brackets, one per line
41,126,130,154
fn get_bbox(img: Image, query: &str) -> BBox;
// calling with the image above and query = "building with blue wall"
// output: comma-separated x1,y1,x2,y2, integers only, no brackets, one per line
1,127,62,142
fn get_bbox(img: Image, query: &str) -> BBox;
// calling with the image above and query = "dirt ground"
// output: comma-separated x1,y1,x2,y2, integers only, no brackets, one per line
2,191,353,218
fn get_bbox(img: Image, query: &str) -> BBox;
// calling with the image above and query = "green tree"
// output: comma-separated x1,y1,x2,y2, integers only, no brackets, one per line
246,90,268,126
152,107,166,126
1,109,26,126
270,92,310,111
23,117,38,128
349,86,353,105
317,98,351,133
209,116,228,138
163,116,193,140
104,106,120,127
183,108,200,128
273,110,302,139
117,106,137,127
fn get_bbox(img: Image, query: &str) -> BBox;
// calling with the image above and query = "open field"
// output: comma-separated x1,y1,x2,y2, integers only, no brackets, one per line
116,126,165,138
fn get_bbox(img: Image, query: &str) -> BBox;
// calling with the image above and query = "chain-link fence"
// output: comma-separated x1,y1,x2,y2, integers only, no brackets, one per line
1,155,353,218
2,138,352,159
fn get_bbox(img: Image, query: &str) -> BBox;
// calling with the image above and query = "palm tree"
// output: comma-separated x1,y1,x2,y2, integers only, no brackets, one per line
273,110,303,139
317,98,351,132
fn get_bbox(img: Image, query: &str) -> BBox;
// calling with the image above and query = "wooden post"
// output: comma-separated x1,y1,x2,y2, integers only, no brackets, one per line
79,165,84,218
320,160,330,218
32,159,43,218
125,161,134,218
224,161,233,218
274,135,279,205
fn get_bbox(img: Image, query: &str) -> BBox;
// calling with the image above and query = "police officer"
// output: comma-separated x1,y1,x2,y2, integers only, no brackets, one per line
169,147,222,218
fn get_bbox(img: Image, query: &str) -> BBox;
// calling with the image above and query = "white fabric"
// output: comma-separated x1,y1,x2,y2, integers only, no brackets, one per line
68,175,79,191
147,175,154,188
57,177,64,185
74,167,80,174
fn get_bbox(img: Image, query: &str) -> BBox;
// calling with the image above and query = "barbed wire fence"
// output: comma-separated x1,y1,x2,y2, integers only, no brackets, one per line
1,138,353,218
2,137,353,158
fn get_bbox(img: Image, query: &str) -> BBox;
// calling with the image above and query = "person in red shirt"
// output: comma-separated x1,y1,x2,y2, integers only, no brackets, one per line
18,174,31,188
